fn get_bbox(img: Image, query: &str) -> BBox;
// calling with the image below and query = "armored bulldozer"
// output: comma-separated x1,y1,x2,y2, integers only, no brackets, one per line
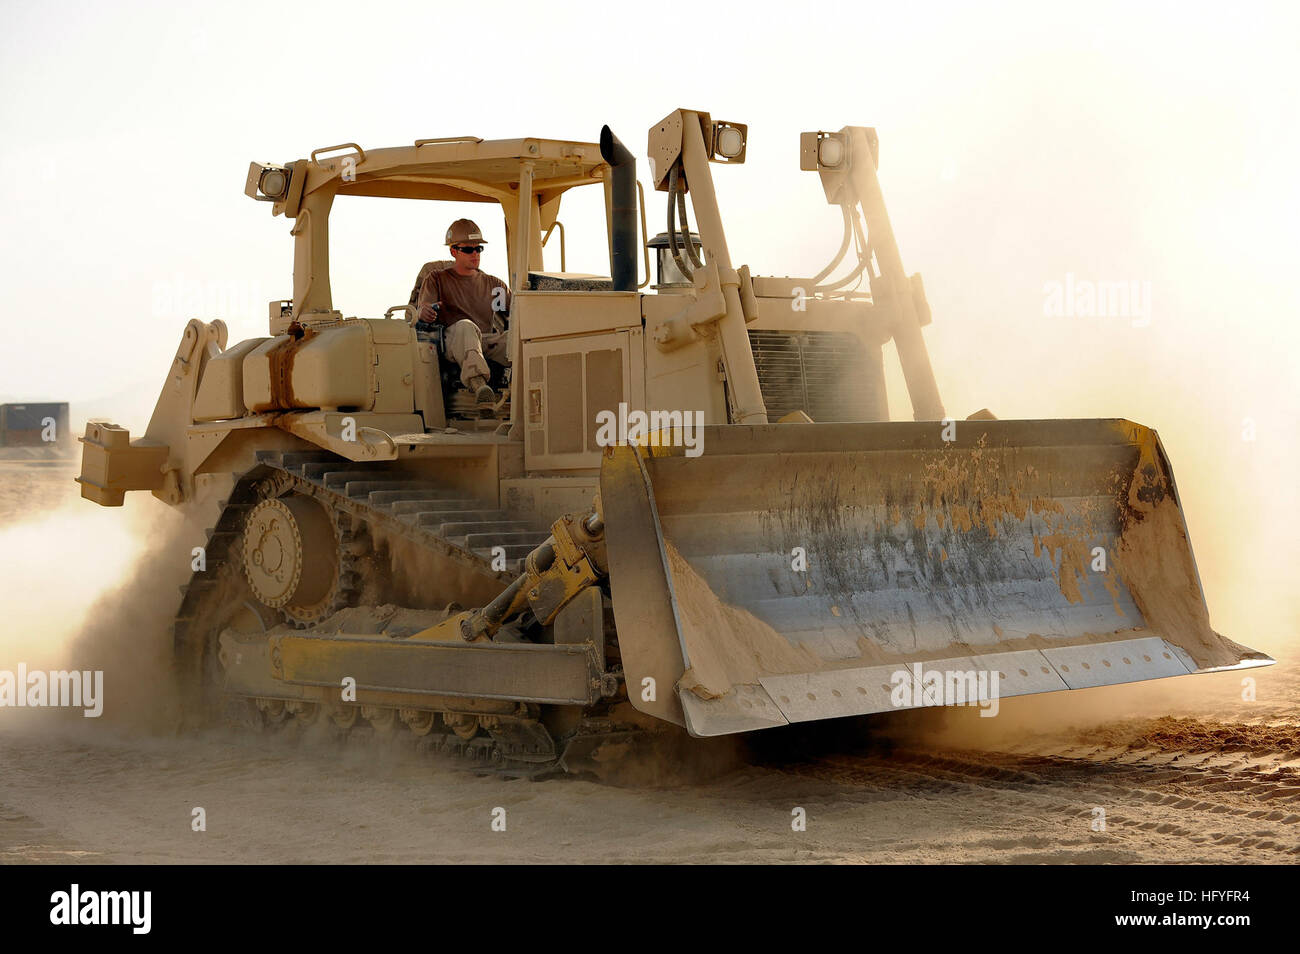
77,109,1271,772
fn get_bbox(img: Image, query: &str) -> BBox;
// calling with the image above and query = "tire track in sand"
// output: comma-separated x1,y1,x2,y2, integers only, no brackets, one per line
762,734,1300,862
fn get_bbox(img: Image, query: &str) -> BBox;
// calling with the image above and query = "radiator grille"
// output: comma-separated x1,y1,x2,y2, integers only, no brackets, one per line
748,330,884,423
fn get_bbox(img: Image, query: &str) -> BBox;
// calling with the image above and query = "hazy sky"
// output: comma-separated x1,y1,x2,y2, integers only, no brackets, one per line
0,0,1294,423
3,0,1296,418
1,6,1297,412
1,0,1297,641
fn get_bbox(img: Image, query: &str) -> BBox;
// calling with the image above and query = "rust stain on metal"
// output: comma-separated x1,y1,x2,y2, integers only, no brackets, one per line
266,322,318,409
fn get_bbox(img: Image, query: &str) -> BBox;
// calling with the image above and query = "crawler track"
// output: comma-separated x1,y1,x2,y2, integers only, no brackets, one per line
169,450,638,775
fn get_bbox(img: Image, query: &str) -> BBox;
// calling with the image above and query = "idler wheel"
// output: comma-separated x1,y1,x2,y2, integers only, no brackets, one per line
242,495,339,623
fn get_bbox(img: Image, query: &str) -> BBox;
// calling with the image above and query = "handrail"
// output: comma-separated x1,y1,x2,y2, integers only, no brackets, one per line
541,220,567,272
636,180,651,289
310,142,367,164
415,136,483,147
357,426,398,458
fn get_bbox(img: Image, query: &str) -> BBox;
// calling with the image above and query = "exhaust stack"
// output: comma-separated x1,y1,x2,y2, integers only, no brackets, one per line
599,125,637,291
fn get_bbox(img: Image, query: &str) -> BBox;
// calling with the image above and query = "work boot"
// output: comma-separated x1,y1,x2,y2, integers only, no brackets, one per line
467,375,496,408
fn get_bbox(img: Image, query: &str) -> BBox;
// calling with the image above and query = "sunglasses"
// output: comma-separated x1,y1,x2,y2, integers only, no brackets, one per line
453,245,484,254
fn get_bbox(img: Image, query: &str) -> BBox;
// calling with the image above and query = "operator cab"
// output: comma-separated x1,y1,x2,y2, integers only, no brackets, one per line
266,136,618,426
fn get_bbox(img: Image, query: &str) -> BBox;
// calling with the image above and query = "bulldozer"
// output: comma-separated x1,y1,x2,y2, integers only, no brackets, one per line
76,108,1272,772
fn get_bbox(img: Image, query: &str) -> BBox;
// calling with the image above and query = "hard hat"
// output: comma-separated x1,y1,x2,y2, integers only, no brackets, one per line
446,219,487,245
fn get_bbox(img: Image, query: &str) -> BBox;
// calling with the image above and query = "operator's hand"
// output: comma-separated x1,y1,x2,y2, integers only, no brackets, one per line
420,302,441,323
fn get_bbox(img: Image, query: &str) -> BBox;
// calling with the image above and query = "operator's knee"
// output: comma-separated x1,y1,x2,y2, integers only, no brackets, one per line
443,320,485,365
440,320,490,386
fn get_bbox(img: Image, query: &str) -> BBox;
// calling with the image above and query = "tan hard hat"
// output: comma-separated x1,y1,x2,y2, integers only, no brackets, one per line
446,219,487,245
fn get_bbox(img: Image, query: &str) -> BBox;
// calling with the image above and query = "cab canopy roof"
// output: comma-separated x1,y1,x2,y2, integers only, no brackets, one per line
297,136,607,205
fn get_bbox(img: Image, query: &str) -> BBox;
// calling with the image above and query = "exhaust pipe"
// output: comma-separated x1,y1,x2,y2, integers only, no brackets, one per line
599,125,637,292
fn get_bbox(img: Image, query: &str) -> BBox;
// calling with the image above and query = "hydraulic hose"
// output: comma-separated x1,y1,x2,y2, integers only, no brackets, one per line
815,207,871,293
809,204,853,286
677,176,703,270
667,164,694,282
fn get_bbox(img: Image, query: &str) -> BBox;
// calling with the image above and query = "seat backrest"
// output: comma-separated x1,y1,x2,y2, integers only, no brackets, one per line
408,259,457,306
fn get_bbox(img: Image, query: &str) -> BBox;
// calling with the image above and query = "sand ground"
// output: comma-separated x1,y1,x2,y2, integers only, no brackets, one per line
1,461,1295,864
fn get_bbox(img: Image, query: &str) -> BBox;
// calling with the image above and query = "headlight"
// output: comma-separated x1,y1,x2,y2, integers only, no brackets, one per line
259,168,288,198
245,161,291,202
710,121,747,162
800,131,851,172
715,125,745,158
817,136,844,168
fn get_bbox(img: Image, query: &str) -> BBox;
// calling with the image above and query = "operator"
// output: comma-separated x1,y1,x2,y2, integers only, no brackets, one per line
415,218,511,406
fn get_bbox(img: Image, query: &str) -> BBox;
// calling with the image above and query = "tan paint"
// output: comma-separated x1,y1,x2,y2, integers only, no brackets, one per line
74,114,1272,738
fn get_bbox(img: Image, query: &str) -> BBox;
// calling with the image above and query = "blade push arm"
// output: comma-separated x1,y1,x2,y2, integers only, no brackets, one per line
803,127,946,421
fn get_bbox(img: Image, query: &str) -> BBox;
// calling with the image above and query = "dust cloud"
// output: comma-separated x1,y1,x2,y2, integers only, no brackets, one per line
0,463,196,735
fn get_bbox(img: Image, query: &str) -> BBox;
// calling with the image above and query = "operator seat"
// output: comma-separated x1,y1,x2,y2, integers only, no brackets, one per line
408,259,456,311
408,259,510,408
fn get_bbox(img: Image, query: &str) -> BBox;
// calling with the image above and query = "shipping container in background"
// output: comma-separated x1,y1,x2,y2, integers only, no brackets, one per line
0,402,73,457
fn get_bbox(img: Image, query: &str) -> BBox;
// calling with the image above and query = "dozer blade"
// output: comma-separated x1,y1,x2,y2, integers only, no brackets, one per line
600,420,1273,737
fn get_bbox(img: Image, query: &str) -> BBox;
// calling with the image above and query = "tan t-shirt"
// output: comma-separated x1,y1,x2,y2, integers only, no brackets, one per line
416,267,510,335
